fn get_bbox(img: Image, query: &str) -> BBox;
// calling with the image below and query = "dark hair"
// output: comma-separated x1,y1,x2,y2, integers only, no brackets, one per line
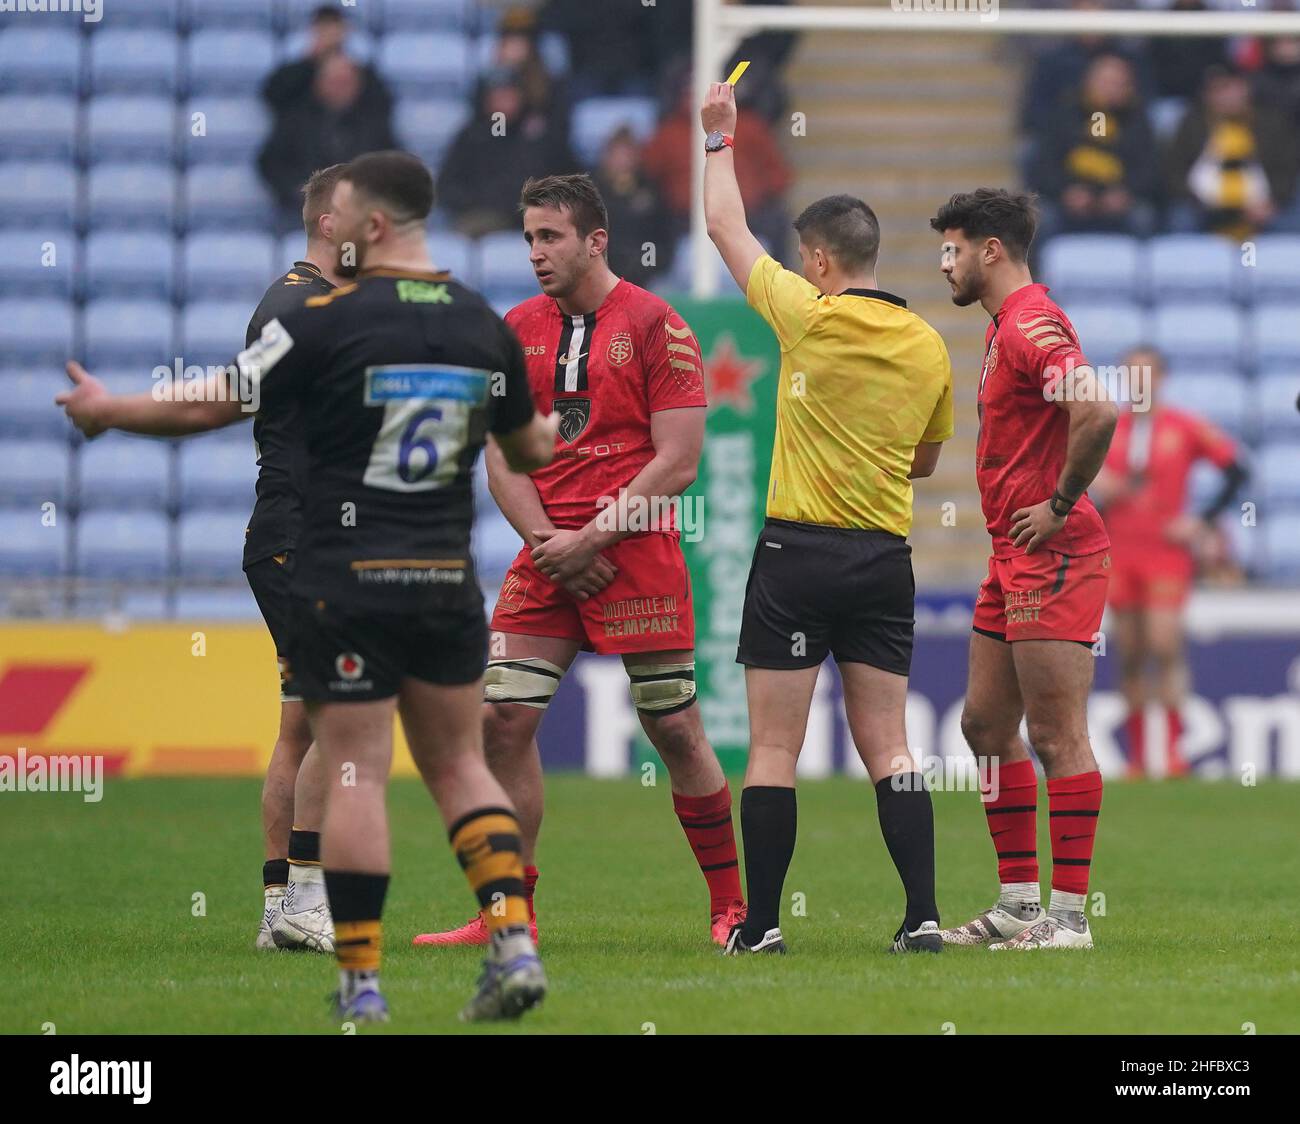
311,4,345,24
793,195,880,273
929,188,1038,263
519,173,609,238
341,150,435,226
300,162,348,236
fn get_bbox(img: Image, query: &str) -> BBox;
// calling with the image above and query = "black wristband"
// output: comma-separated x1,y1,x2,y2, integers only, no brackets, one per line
1050,491,1075,517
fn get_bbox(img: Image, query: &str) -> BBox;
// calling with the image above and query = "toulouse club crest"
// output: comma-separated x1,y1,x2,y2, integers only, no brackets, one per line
556,396,591,443
607,331,634,367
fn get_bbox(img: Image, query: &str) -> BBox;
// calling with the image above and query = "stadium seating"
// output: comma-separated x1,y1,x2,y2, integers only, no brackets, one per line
84,231,178,301
88,30,181,96
1041,234,1142,302
0,371,73,441
1245,235,1300,300
189,0,274,30
1257,443,1300,504
1147,235,1239,302
1151,303,1245,366
83,299,175,367
378,33,472,98
1164,374,1251,437
181,97,270,166
178,433,259,510
77,435,174,512
429,232,476,281
0,98,79,160
1251,303,1300,365
181,232,276,300
180,300,255,365
0,229,76,298
1056,303,1146,368
107,0,182,28
185,30,278,96
1257,372,1300,439
0,440,72,506
177,511,250,578
174,585,263,619
0,161,79,228
0,508,70,578
395,97,470,170
0,299,75,364
0,28,82,94
182,165,273,231
86,97,177,164
87,163,180,231
1262,511,1300,579
77,510,173,581
570,97,660,165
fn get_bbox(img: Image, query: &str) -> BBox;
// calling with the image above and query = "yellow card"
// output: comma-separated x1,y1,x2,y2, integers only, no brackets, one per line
726,60,750,86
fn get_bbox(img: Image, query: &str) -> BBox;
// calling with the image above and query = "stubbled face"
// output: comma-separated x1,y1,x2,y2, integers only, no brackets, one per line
523,204,595,299
939,229,985,307
329,179,369,277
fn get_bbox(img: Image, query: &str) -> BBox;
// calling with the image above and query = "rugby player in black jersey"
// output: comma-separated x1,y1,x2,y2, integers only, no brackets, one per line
59,151,557,1024
245,164,348,956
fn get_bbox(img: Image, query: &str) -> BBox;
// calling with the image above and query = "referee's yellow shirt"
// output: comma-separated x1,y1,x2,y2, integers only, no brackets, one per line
746,254,954,538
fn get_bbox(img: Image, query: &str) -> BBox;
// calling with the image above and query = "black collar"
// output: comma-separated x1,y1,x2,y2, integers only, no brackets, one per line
835,287,907,308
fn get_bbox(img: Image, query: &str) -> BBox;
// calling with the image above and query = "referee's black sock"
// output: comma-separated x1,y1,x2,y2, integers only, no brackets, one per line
739,785,797,945
875,773,939,931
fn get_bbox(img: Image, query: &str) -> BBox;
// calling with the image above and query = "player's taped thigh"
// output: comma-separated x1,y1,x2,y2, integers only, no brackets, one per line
626,661,697,716
483,657,566,709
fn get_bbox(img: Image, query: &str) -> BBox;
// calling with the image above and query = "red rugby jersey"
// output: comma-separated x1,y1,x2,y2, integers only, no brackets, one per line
1102,406,1237,548
977,283,1111,558
505,279,707,531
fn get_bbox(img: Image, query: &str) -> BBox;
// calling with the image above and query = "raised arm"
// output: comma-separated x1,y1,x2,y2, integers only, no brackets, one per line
57,361,247,439
701,82,766,293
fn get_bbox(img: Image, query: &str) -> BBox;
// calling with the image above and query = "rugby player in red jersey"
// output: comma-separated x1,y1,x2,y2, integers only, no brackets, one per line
1093,346,1248,779
931,189,1118,950
415,174,746,948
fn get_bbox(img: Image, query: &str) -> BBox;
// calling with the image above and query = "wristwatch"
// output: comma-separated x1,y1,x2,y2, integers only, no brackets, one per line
1049,491,1076,517
704,131,734,153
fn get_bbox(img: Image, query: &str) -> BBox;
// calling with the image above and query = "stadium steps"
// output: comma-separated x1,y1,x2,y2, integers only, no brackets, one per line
779,19,1022,585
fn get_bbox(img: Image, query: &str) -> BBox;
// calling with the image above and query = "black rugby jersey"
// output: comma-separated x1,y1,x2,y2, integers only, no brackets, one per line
234,268,536,609
242,260,335,568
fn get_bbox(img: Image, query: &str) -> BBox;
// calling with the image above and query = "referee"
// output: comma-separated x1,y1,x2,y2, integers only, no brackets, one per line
701,82,955,954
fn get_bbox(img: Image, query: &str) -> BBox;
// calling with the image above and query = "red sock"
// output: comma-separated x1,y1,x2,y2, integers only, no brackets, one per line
1047,771,1103,895
673,783,743,915
523,865,538,920
1124,709,1146,772
982,758,1038,884
1165,707,1188,775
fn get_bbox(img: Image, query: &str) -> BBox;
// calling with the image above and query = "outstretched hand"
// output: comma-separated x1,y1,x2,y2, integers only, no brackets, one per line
56,361,111,438
700,81,738,136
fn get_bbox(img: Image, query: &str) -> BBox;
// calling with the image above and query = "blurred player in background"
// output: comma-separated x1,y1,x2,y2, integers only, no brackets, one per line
60,151,559,1024
415,173,748,949
1092,346,1249,779
243,164,348,955
932,189,1118,951
703,81,954,956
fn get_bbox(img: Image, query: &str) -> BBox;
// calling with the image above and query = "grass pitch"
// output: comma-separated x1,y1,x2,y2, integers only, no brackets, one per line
3,776,1297,1035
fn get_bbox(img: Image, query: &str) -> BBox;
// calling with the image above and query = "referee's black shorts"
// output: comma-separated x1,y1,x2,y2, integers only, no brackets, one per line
736,518,915,676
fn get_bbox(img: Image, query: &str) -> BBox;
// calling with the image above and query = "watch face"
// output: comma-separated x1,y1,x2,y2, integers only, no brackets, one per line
705,131,725,150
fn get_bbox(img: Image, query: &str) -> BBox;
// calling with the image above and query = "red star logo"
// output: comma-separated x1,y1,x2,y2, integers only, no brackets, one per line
704,334,764,415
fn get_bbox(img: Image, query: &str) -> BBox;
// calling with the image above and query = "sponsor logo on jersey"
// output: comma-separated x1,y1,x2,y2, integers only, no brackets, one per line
335,653,365,681
556,396,591,443
607,331,634,367
524,345,547,356
497,569,530,614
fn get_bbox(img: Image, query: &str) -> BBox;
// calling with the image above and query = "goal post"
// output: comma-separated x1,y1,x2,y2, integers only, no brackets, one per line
690,1,1300,296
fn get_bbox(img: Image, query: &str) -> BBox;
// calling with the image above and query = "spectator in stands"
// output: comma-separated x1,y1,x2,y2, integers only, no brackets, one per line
642,70,794,258
1020,0,1149,135
1166,65,1299,239
258,51,398,232
1030,52,1160,239
1253,35,1300,131
539,0,691,99
436,67,579,237
262,5,389,116
1147,0,1228,101
593,126,672,288
494,5,569,135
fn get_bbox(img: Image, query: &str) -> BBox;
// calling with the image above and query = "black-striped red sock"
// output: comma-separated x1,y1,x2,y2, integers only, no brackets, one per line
673,783,743,915
1048,770,1102,897
982,758,1038,885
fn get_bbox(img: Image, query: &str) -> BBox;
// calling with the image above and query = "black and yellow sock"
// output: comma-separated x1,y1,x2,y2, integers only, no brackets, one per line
324,870,389,973
263,859,289,890
448,806,529,935
288,827,321,868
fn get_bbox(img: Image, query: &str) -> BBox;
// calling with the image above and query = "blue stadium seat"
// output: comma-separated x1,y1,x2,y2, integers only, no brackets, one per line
0,298,75,363
1041,234,1141,302
180,96,270,165
377,32,471,97
1261,510,1300,580
1257,371,1300,439
381,0,473,30
186,0,275,30
97,369,164,398
77,434,173,511
277,232,305,271
1257,442,1300,503
0,162,78,228
180,300,255,366
173,585,262,620
1251,303,1300,365
83,231,177,301
181,232,276,300
0,440,71,505
83,299,175,367
281,29,376,63
77,510,172,580
1163,373,1250,437
88,29,180,95
1152,303,1245,366
0,507,69,577
395,97,469,169
570,97,659,165
86,96,176,164
1056,302,1146,368
182,166,273,231
0,28,83,94
87,163,178,232
474,510,522,580
1244,235,1300,300
0,370,73,440
0,228,76,298
478,230,536,293
428,232,474,281
1146,234,1239,302
115,588,171,619
0,96,78,160
105,0,182,28
184,30,277,96
177,510,249,578
178,433,258,510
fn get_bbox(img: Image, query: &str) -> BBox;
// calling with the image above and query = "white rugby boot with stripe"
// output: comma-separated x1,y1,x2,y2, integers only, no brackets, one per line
938,902,1045,946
